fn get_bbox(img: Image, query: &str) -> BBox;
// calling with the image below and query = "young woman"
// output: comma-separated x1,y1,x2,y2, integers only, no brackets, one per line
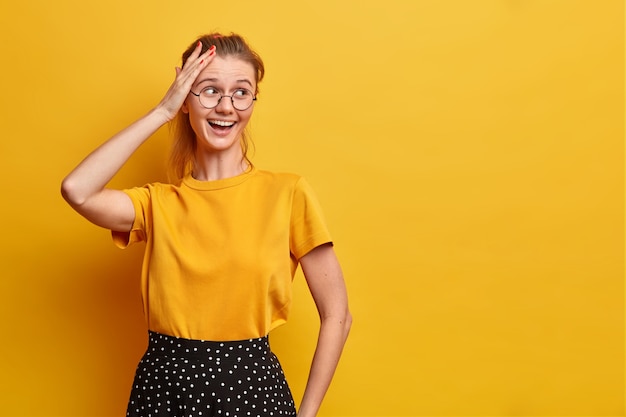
61,33,351,417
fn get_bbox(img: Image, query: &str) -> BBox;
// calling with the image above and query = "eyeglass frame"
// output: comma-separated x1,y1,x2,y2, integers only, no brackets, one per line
189,87,257,111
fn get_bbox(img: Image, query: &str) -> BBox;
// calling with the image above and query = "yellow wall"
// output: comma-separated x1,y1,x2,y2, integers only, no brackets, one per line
0,0,623,416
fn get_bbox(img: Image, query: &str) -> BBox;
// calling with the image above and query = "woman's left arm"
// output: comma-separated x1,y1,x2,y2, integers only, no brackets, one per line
297,243,352,417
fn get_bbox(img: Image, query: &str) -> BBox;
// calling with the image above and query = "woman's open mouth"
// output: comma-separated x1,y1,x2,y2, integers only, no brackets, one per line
208,119,236,134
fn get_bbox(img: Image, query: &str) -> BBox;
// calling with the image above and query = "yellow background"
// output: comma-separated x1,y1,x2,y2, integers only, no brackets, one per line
0,0,623,416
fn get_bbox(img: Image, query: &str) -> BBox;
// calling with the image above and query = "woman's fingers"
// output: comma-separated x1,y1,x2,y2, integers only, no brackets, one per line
156,44,216,120
182,43,215,71
177,45,216,87
182,41,204,69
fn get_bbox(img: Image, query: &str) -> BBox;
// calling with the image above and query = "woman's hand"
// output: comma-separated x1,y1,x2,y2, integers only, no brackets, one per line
156,42,216,121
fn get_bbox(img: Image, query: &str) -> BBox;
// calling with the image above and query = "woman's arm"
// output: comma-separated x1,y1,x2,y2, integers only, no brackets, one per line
297,243,352,417
61,42,215,231
61,109,169,231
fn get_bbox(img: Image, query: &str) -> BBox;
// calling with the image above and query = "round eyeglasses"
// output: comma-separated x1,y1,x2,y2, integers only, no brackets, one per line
189,87,257,111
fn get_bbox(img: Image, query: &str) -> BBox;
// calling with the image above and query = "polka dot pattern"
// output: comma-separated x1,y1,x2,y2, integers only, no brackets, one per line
126,331,296,417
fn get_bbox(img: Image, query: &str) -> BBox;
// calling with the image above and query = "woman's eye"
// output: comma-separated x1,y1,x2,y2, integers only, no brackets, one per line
233,89,251,97
202,87,219,95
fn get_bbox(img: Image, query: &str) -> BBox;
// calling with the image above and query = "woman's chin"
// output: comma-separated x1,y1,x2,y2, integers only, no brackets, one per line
197,134,241,153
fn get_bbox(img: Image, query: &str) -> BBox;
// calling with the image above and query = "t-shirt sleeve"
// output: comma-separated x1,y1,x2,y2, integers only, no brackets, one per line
111,186,152,248
290,177,333,259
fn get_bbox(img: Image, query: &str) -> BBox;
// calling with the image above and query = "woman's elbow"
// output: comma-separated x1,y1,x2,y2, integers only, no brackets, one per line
340,309,353,339
346,310,353,330
320,307,352,340
60,177,86,207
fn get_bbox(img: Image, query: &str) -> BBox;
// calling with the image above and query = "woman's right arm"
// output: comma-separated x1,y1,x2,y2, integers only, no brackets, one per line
61,42,215,231
61,109,171,231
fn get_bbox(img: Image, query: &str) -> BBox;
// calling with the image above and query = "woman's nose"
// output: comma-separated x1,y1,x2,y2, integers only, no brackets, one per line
215,95,234,112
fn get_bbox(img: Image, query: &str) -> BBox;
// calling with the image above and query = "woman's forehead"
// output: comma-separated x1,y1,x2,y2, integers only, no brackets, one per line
197,56,256,84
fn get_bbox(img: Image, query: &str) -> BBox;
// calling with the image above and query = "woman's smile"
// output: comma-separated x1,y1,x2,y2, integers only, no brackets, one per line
208,119,237,135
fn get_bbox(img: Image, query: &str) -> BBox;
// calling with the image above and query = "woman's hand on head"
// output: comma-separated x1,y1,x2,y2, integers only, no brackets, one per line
156,42,216,121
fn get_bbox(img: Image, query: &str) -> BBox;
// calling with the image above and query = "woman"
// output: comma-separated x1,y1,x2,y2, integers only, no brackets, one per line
61,33,351,417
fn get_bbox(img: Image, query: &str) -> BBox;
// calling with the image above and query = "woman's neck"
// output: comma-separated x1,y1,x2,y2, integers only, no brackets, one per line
192,149,249,181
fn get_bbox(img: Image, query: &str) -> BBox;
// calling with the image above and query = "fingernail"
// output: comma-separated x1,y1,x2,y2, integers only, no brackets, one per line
200,59,204,64
197,41,202,47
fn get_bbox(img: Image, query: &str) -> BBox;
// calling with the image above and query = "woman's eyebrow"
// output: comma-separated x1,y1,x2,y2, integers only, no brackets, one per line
196,78,254,88
196,77,219,86
236,79,253,88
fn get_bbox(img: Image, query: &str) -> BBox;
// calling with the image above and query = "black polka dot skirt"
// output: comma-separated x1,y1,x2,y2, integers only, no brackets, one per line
126,331,297,417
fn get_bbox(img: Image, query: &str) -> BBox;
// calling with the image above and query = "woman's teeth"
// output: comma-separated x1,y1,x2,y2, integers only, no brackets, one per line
209,120,235,127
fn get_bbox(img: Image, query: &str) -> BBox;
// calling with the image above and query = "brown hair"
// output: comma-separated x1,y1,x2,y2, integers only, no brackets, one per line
169,33,265,181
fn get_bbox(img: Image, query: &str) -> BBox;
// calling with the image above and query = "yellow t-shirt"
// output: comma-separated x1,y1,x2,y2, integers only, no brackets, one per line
112,167,332,341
